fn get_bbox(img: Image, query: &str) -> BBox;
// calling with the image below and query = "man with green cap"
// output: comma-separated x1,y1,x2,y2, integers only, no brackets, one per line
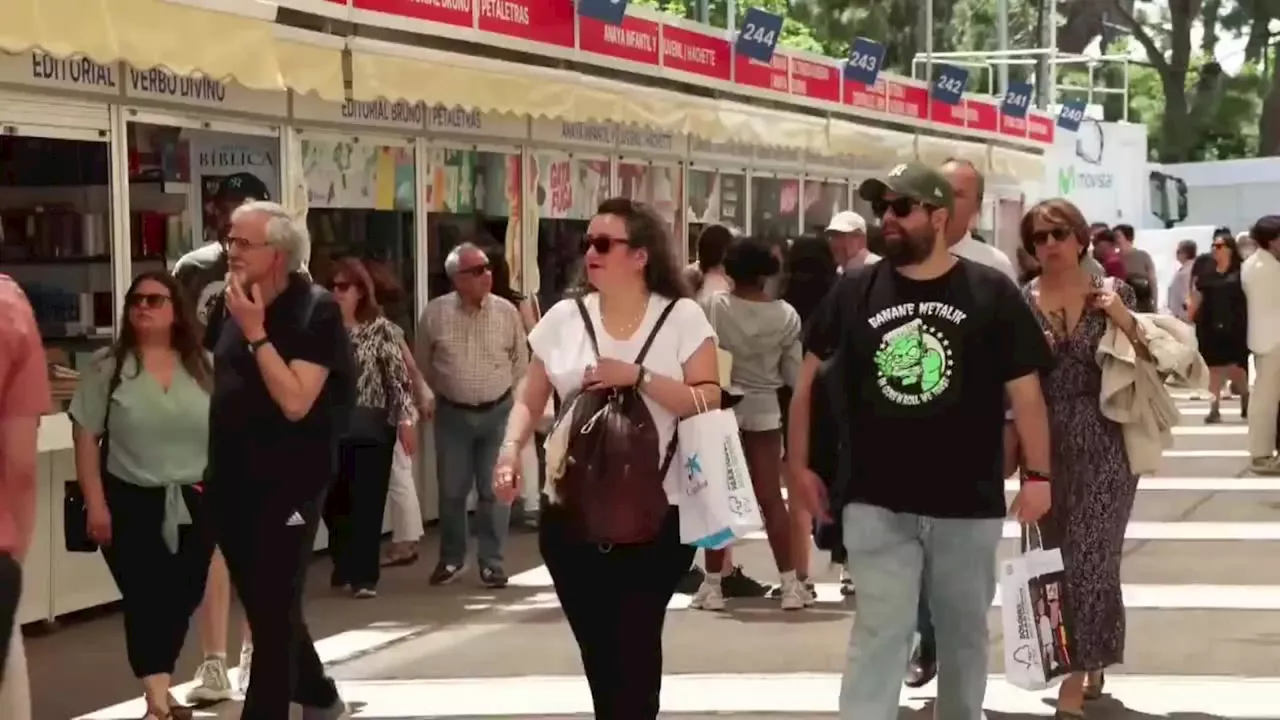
785,161,1055,720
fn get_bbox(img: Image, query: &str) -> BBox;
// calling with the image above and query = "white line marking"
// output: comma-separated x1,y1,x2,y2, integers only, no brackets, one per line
1163,448,1250,457
122,673,1280,719
1177,404,1241,416
746,521,1280,543
1171,424,1247,435
1004,476,1280,491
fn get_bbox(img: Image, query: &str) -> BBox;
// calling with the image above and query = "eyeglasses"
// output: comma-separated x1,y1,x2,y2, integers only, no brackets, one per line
329,281,355,292
582,234,629,254
225,236,271,251
457,263,491,277
127,293,171,309
1028,227,1074,246
875,197,927,218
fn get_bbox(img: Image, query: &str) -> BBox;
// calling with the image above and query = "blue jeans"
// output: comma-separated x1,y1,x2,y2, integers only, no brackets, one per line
839,503,1001,720
435,396,513,570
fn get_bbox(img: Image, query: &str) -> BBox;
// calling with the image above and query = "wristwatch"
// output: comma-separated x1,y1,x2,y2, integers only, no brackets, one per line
637,368,653,389
247,336,271,354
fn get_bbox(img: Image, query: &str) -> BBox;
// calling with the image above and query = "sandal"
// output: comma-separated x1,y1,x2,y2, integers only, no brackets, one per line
380,550,419,568
1083,670,1106,700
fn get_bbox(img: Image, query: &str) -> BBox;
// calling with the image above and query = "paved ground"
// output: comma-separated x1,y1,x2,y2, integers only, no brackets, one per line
33,390,1280,719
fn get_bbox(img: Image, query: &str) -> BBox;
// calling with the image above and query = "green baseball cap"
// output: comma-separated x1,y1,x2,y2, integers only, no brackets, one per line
858,162,955,213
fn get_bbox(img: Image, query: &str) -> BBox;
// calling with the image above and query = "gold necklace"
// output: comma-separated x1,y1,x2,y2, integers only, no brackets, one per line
601,295,650,337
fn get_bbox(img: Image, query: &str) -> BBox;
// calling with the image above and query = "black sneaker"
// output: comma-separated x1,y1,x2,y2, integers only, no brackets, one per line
480,566,508,589
722,566,771,598
429,562,467,586
676,566,705,594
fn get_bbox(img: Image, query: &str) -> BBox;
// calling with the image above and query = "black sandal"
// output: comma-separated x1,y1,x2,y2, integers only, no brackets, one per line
1083,670,1106,700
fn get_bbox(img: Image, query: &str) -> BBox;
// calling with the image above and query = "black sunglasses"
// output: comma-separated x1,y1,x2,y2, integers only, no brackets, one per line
582,234,629,254
1029,227,1074,246
329,281,355,292
874,197,929,219
128,292,171,309
1212,242,1228,250
457,263,491,277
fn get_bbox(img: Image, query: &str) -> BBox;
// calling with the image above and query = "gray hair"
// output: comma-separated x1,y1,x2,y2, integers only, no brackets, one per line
444,242,487,277
231,201,310,273
941,157,986,204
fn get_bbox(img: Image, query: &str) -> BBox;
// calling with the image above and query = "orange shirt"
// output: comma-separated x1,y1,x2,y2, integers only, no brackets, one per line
0,275,51,554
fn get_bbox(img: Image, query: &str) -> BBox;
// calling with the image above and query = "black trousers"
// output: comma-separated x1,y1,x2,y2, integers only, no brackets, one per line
0,552,19,687
211,490,338,719
324,437,396,590
99,475,213,678
540,504,694,720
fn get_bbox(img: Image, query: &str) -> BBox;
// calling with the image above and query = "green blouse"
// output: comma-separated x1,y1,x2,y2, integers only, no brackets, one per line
69,350,210,553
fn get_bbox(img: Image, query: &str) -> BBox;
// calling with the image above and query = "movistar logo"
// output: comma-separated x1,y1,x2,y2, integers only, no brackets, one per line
1058,165,1075,195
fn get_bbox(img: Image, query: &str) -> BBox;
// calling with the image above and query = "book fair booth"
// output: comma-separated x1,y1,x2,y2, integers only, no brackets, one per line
2,0,1053,625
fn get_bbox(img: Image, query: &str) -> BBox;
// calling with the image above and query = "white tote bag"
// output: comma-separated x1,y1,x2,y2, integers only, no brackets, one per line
1000,524,1073,691
676,391,762,549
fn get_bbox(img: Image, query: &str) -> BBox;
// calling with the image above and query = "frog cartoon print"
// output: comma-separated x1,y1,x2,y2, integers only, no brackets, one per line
874,318,953,406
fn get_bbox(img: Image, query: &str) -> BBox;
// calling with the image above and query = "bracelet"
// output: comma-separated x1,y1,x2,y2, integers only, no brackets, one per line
1024,470,1051,483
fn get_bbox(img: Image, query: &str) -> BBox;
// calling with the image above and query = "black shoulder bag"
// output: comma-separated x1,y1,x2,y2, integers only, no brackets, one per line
65,355,125,553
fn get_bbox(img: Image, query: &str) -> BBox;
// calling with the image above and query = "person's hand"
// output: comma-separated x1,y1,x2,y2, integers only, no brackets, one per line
493,443,522,505
1010,480,1051,524
1089,287,1129,324
420,395,436,423
225,274,266,340
584,359,640,390
787,465,831,524
398,423,418,456
86,501,112,547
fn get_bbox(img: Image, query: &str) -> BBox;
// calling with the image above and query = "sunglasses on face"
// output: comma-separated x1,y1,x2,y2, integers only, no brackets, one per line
457,263,491,277
1029,227,1073,246
128,293,171,309
582,234,629,255
1212,242,1228,250
329,281,355,293
876,197,926,218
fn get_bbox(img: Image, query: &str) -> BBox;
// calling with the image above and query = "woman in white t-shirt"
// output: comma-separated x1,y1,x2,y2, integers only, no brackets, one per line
493,197,721,719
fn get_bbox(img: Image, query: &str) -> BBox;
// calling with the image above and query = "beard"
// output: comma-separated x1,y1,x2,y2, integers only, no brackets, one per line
882,224,937,267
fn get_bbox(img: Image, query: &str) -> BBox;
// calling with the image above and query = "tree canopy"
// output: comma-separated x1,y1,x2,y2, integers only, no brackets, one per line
631,0,1278,162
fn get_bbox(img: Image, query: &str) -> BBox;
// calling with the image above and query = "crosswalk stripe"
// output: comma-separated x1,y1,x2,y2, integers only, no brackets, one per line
1004,476,1280,491
743,521,1280,542
1163,448,1250,457
1171,424,1247,435
224,672,1280,719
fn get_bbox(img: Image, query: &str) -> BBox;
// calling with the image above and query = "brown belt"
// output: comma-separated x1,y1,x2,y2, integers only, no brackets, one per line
439,388,512,413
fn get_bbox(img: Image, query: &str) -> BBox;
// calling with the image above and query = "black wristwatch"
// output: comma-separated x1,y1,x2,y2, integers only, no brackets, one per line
248,336,271,354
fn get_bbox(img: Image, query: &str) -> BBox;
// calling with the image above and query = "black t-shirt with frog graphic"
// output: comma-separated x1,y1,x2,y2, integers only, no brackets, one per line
805,259,1052,519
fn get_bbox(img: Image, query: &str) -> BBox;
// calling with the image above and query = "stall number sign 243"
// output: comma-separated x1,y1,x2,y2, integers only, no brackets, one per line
736,8,783,62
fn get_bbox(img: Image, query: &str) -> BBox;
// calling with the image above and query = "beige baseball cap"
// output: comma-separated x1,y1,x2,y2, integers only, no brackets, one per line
826,210,867,234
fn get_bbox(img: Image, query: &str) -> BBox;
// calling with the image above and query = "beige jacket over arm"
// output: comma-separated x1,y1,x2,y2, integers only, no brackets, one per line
1096,313,1209,475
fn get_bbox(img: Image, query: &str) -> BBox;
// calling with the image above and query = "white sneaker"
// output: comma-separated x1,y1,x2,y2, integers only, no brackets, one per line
779,577,808,611
690,580,726,611
186,655,233,704
235,643,253,695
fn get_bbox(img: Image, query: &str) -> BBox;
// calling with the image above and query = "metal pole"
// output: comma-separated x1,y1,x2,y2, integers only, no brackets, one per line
727,0,736,34
1047,0,1059,110
996,0,1010,96
925,0,934,122
1122,58,1131,121
698,0,708,24
1087,62,1095,108
1034,0,1048,108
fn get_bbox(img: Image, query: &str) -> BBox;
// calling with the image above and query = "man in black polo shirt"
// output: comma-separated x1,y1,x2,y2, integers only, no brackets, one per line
786,163,1053,720
208,200,353,720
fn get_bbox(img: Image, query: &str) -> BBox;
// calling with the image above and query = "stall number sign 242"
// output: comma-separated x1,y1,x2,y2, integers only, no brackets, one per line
932,64,969,105
736,8,784,62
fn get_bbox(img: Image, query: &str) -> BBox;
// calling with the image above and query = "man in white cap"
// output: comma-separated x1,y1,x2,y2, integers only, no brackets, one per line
827,211,880,272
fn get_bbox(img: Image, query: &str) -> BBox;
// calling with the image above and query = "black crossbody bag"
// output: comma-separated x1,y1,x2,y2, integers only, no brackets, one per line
65,355,125,553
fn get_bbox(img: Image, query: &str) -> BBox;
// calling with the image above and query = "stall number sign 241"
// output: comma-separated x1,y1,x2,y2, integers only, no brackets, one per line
736,8,784,62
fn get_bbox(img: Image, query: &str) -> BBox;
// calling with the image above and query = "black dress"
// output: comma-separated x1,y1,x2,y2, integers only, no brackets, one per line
1193,265,1248,368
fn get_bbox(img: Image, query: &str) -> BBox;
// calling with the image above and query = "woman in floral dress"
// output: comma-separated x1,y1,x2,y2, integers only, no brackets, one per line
1019,198,1143,719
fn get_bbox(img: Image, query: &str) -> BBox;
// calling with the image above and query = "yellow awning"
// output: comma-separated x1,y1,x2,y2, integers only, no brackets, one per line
350,38,828,152
828,121,915,168
992,145,1045,180
2,0,288,92
918,136,990,172
274,30,346,102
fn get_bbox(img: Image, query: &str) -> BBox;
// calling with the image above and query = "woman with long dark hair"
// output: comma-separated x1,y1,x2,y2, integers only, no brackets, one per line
779,235,840,594
69,271,215,720
1189,231,1249,422
493,198,720,718
322,257,418,598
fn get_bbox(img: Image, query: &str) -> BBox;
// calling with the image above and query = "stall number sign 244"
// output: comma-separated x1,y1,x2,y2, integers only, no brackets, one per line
742,22,777,47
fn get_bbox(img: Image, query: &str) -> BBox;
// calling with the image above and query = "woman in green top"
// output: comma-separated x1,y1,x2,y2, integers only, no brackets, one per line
69,271,214,720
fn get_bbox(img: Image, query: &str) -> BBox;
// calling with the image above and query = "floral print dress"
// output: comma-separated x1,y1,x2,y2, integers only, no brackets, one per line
1022,275,1140,671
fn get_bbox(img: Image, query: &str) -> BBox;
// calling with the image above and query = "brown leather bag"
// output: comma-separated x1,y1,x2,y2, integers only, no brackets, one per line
558,298,679,544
